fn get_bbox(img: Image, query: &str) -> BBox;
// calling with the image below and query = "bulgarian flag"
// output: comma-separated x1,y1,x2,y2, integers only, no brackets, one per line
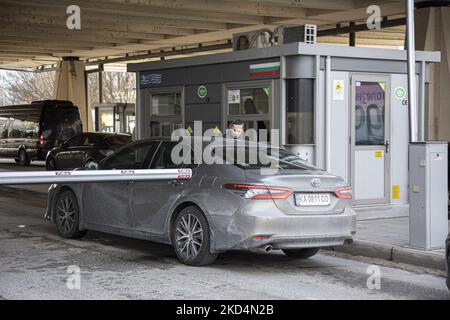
249,62,280,77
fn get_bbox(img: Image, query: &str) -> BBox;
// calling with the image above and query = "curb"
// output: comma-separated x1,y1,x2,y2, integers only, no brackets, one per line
330,239,446,271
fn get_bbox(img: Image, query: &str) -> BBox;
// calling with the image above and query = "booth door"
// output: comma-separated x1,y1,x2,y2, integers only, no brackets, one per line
350,75,390,205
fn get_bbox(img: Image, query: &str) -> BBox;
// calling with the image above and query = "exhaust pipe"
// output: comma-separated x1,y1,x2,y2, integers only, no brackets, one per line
264,245,273,253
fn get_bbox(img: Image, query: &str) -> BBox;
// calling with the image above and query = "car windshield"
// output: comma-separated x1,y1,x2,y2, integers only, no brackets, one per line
104,135,132,145
213,146,317,171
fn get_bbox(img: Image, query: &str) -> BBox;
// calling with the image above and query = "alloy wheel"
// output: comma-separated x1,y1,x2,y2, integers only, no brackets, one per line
175,213,204,260
56,195,76,234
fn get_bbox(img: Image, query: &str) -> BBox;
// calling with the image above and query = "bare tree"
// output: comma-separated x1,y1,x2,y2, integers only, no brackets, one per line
88,71,136,106
2,71,55,105
1,69,135,107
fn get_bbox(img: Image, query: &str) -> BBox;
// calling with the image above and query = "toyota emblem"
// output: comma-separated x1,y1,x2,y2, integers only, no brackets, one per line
311,178,321,188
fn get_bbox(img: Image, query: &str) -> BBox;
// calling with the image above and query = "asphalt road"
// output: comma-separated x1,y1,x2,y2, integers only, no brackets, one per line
0,186,449,300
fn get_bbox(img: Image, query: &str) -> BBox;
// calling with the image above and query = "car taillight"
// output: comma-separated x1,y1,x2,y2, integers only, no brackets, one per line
335,186,352,199
223,184,293,200
39,134,44,146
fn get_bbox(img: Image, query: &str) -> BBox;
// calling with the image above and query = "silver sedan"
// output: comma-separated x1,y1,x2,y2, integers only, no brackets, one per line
45,138,356,266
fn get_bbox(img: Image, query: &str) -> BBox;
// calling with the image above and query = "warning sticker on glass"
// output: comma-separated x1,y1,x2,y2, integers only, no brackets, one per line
333,80,344,100
228,90,240,104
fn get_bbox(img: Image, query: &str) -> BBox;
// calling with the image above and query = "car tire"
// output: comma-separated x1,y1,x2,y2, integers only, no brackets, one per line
447,255,450,291
17,149,30,166
54,190,87,239
46,156,57,171
172,206,218,266
282,248,320,259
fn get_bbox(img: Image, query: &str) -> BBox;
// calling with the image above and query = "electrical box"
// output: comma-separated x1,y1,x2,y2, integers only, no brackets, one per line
409,141,448,249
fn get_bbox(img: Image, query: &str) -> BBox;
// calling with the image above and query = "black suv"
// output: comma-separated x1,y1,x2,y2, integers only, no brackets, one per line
46,132,132,170
0,100,82,165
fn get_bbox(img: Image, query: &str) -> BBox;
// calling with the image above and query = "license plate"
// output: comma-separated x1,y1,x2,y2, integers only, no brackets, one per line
294,193,331,206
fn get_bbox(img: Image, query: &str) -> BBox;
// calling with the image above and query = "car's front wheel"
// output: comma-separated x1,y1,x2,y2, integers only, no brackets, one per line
54,190,86,239
172,206,218,266
282,248,320,259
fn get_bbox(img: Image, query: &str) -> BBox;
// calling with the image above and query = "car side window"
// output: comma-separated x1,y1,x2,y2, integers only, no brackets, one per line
65,134,83,147
82,135,96,146
151,142,196,169
101,142,158,170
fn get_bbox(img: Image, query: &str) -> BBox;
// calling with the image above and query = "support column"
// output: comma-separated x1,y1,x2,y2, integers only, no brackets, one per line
415,6,450,141
53,57,93,131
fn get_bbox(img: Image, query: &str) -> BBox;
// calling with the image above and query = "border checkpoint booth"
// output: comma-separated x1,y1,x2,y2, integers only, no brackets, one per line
127,42,440,220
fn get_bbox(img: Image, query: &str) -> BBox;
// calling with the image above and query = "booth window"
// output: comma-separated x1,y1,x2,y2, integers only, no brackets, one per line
149,91,183,137
286,79,314,144
151,93,181,116
354,81,385,146
227,87,269,115
226,85,271,141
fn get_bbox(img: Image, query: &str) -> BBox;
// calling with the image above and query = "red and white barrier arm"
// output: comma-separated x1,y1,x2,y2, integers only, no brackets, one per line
0,168,192,185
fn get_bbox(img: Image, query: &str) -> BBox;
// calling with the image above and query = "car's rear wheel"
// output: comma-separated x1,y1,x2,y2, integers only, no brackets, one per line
55,190,86,239
46,156,56,171
446,254,450,290
17,149,30,166
172,206,218,266
282,248,320,259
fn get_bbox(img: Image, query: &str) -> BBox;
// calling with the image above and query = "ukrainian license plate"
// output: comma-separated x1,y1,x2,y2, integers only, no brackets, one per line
294,193,331,206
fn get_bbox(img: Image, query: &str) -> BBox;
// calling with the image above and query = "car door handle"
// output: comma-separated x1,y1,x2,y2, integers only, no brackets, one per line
168,180,184,187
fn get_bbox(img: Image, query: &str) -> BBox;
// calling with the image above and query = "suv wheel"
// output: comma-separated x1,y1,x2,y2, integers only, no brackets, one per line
17,149,30,166
172,206,218,266
55,190,86,239
282,248,320,259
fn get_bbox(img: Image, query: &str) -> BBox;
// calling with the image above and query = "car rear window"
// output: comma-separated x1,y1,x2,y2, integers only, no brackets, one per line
213,146,316,170
104,135,132,145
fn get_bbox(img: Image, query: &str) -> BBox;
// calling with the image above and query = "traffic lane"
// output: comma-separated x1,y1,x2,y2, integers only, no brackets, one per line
0,159,46,170
0,189,449,300
0,161,50,194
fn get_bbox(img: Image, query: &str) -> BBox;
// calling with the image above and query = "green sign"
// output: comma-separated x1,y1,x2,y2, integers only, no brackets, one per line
197,85,207,98
394,86,406,99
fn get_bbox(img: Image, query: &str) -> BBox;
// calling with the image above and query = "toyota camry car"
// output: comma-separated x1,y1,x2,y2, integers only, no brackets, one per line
45,138,356,266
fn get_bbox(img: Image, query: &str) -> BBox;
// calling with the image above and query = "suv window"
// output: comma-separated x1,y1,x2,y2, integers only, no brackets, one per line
101,142,159,170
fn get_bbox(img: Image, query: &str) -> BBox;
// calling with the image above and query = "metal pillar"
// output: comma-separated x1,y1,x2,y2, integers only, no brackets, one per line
349,22,356,46
406,0,419,142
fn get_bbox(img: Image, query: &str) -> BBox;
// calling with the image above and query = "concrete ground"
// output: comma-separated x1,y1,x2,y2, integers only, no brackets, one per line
0,159,49,194
0,186,449,300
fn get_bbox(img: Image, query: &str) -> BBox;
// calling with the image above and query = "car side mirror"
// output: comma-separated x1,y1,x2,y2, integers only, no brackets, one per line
85,161,99,170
